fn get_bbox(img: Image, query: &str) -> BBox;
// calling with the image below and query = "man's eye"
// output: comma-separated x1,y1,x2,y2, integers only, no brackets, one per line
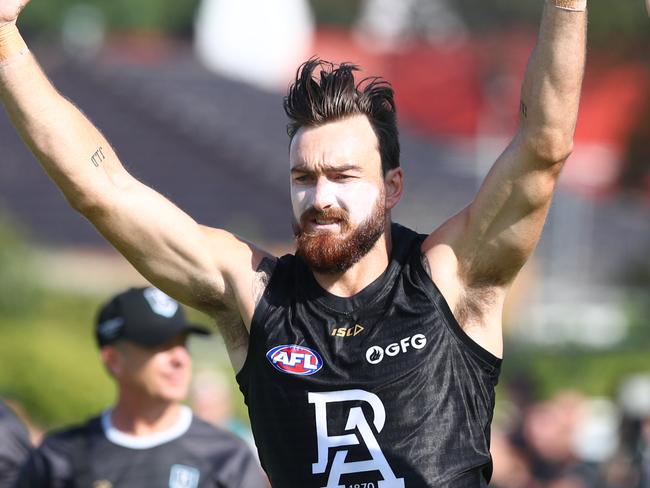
294,175,310,183
332,174,353,181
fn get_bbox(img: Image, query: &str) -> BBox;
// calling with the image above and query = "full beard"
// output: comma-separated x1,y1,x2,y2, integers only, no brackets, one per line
293,197,386,275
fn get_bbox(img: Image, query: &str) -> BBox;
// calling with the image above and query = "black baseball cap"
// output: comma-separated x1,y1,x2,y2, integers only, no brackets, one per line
95,287,211,348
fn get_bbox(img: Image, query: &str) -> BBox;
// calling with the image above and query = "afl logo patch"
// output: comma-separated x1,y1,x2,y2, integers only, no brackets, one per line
267,345,323,376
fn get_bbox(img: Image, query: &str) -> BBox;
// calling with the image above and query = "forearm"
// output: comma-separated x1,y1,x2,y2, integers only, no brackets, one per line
519,0,587,162
0,23,126,210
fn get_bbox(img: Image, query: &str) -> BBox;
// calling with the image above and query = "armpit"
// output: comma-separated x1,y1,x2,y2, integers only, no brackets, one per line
216,310,249,352
420,253,498,331
454,285,499,330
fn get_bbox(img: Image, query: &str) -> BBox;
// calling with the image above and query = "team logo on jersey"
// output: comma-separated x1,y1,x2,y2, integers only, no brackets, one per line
331,324,365,338
366,345,385,364
366,334,427,365
309,389,405,487
169,464,200,488
267,345,323,376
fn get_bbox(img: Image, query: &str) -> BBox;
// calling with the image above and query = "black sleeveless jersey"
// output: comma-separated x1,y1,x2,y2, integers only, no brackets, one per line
237,223,502,488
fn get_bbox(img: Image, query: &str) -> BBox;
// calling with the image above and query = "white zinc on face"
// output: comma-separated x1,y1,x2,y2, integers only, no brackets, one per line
289,115,385,230
291,176,381,226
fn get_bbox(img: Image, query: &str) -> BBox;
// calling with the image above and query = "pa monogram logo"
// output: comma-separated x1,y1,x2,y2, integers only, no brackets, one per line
309,389,405,488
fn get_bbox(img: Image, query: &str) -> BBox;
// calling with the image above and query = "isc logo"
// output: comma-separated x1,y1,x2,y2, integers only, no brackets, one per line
331,324,364,338
266,345,324,376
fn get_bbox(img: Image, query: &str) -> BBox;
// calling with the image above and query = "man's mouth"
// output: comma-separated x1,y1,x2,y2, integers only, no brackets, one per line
296,208,349,236
314,218,340,226
309,216,345,231
163,371,187,384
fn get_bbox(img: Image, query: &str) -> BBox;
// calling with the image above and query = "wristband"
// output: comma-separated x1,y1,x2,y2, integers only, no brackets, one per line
0,23,28,64
549,0,587,11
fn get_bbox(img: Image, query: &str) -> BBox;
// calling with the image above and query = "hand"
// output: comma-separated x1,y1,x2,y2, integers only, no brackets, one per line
0,0,31,27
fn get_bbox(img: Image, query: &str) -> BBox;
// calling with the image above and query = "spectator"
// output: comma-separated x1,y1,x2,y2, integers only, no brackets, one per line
190,370,255,448
16,287,266,488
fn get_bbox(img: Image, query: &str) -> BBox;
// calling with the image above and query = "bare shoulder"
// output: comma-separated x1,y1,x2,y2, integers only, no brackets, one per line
198,226,276,318
420,215,465,320
200,225,274,277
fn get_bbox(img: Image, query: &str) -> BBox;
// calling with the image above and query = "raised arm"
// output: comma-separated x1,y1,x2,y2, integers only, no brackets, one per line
423,0,587,354
0,3,271,323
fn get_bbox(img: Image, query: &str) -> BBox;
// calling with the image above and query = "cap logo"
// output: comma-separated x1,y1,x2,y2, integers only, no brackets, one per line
143,288,179,318
98,317,124,340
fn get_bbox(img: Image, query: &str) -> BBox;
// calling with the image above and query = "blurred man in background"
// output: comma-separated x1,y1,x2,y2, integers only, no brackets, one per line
0,0,587,485
16,287,265,487
190,369,256,450
0,399,32,486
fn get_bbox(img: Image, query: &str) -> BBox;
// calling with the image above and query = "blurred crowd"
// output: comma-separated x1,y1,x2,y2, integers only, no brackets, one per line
491,375,650,488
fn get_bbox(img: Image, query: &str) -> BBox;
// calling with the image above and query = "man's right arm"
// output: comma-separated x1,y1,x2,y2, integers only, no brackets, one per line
0,9,270,320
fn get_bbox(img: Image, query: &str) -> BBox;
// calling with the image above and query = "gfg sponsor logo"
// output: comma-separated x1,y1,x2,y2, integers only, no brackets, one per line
365,334,427,365
267,345,324,376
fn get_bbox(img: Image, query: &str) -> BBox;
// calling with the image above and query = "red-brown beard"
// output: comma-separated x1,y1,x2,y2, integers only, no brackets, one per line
293,196,386,275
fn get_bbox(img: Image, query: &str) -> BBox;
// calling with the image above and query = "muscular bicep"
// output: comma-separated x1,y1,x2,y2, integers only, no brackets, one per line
453,131,563,288
85,174,263,314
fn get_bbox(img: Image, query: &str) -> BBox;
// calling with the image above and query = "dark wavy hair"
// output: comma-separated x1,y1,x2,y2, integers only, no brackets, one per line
284,58,400,174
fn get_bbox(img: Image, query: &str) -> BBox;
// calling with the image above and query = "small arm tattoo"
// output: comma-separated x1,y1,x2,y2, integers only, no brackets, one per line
520,101,528,118
90,147,106,167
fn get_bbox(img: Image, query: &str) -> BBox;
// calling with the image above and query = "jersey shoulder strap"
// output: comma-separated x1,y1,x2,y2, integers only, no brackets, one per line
251,252,298,326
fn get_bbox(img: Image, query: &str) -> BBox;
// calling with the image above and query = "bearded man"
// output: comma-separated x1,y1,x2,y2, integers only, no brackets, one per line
0,0,587,486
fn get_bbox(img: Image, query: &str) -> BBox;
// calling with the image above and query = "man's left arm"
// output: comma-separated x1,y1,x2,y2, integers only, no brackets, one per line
423,1,587,354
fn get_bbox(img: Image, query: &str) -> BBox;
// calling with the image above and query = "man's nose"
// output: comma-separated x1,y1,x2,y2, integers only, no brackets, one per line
169,344,190,367
312,177,337,211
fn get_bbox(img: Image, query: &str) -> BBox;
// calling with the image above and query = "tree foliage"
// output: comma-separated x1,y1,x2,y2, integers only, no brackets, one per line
19,0,200,35
16,0,650,46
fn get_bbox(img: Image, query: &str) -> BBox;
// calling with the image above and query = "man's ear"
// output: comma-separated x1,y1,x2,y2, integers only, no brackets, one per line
100,345,122,378
384,167,403,210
